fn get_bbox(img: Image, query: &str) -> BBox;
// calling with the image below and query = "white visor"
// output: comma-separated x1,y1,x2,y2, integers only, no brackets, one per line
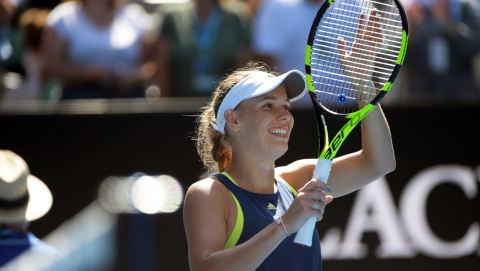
211,70,307,134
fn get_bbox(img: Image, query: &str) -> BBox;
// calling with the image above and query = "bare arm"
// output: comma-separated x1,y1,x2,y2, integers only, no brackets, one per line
327,104,395,197
277,102,395,198
185,177,331,271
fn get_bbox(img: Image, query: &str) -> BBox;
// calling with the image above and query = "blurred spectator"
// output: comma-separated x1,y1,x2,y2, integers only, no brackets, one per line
242,0,263,13
400,0,480,104
253,0,325,73
3,8,52,101
0,0,19,62
42,0,157,100
0,0,22,100
0,150,73,270
252,0,324,104
156,0,252,97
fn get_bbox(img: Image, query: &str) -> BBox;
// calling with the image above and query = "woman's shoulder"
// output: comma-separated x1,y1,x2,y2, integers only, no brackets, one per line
185,175,232,207
119,3,149,21
118,3,152,31
47,1,80,24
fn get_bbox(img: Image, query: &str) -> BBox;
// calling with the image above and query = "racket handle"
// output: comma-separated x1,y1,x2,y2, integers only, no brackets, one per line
293,158,332,247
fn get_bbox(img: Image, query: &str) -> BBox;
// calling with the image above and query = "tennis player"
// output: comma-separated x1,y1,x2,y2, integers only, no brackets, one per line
184,62,395,270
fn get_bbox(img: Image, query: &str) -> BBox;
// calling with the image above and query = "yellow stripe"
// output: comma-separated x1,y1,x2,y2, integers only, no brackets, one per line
396,31,408,65
306,74,315,93
285,181,298,196
221,172,244,249
382,82,392,92
321,104,375,160
224,192,244,249
222,172,238,186
305,45,312,66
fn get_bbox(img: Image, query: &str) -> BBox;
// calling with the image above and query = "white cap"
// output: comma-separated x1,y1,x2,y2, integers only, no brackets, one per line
211,70,307,134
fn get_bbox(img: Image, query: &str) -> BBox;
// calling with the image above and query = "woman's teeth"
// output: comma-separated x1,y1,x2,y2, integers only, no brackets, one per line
271,128,287,135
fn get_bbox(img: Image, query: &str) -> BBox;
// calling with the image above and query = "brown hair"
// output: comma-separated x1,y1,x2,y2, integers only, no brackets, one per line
195,61,278,174
19,9,50,50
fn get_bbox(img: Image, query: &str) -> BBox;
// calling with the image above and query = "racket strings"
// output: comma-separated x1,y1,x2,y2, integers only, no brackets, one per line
312,48,396,68
325,15,402,33
312,46,397,67
312,58,391,77
311,53,394,73
310,0,403,114
315,89,373,104
339,3,400,17
313,80,377,103
311,72,379,105
361,0,397,8
311,69,377,91
329,11,402,26
313,36,400,59
312,64,389,84
318,23,402,46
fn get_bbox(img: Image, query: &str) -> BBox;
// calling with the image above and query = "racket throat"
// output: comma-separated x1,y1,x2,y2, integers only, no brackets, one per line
319,114,330,157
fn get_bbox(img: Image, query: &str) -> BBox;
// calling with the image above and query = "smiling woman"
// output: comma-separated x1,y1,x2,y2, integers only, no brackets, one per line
184,61,394,271
186,62,329,271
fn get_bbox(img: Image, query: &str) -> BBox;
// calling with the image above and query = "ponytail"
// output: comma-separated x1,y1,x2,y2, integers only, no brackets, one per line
196,105,233,173
211,131,232,173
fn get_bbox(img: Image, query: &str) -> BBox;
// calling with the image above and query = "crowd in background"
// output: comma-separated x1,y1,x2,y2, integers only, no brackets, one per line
0,0,479,105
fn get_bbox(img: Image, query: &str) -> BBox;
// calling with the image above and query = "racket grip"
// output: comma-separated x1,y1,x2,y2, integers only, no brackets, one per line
293,158,332,247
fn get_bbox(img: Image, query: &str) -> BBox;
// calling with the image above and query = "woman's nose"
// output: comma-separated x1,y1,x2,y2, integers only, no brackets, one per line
278,111,292,122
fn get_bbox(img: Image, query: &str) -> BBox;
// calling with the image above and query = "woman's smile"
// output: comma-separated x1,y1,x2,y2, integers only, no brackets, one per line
268,127,288,137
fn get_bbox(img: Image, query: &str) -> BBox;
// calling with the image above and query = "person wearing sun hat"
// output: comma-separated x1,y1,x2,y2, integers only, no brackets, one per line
0,149,72,270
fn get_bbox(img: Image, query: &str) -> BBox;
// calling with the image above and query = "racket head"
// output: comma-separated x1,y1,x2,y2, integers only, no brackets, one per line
305,0,408,118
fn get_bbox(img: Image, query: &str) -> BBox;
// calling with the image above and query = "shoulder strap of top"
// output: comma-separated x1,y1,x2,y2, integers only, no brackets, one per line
213,173,244,249
275,173,297,197
214,172,297,249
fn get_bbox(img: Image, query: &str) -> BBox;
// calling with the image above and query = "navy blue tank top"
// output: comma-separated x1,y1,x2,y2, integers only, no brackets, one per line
215,172,322,270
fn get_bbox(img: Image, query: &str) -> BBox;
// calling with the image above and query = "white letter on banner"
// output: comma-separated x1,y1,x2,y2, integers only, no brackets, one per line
399,165,479,258
337,177,414,259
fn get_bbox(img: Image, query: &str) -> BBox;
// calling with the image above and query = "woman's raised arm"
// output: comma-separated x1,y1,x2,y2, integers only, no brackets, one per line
278,105,395,198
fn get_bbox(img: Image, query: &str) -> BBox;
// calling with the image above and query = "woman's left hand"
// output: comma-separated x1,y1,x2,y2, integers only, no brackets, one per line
337,9,383,107
280,178,333,234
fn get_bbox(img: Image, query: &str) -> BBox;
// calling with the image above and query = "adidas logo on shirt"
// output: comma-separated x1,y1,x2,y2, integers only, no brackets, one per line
267,203,277,210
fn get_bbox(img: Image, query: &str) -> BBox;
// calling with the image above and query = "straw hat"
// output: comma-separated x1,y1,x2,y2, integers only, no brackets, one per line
0,150,52,223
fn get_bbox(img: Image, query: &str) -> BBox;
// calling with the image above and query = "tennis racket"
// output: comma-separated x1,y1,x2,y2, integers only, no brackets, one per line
293,0,408,247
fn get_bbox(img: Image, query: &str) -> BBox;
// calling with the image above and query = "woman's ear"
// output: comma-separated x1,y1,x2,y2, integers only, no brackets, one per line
224,109,241,132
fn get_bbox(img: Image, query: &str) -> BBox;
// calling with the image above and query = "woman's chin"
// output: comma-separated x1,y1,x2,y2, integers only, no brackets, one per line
271,144,289,159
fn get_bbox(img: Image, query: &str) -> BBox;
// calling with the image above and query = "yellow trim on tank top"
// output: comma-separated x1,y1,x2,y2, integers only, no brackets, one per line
220,172,297,248
221,172,244,249
285,181,298,196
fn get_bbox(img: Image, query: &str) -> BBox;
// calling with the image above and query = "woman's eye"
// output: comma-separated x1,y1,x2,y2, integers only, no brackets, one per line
285,105,291,111
264,103,273,108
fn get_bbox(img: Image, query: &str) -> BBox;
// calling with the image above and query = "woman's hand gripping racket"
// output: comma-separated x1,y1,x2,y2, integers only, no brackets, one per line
293,0,408,247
